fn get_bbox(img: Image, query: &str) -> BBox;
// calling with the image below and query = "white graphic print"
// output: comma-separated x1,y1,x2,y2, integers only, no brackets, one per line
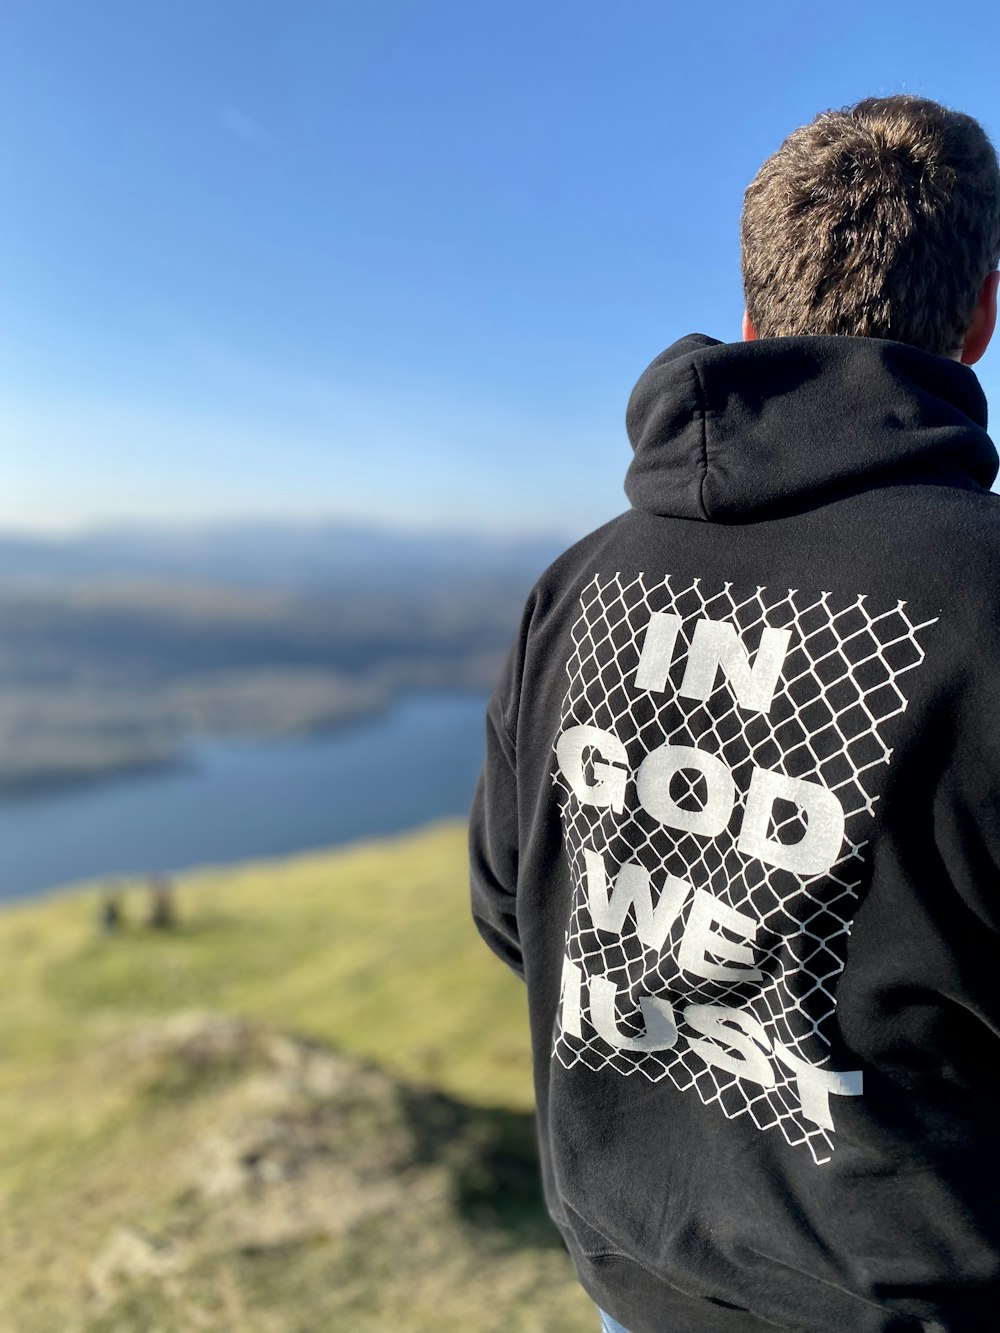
552,573,937,1164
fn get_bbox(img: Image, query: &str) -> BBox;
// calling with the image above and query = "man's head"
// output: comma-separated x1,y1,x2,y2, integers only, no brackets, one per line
740,95,1000,363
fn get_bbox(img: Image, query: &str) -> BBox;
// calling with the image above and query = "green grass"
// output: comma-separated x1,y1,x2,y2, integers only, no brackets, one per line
4,819,530,1102
0,821,596,1331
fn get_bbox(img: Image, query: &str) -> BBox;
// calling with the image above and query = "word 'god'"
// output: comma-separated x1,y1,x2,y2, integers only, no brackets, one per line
556,609,847,876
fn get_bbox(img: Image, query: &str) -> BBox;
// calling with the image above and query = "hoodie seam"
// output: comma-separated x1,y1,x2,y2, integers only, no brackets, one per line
497,703,517,749
690,359,711,519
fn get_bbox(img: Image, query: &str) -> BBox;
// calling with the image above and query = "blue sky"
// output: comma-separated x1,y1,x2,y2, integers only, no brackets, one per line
2,0,999,541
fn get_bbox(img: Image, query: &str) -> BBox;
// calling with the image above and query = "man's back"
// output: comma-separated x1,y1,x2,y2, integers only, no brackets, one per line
471,330,1000,1330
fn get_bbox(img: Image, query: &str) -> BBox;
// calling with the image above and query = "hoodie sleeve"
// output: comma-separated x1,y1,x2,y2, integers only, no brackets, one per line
469,630,525,981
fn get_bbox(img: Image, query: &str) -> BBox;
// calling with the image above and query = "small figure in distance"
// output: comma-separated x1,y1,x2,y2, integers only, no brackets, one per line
97,889,123,935
146,874,176,930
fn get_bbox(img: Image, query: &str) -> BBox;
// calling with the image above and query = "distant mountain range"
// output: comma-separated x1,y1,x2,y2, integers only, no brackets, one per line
0,520,571,592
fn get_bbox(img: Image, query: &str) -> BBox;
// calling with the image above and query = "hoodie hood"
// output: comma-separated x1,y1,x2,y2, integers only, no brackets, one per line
624,333,998,521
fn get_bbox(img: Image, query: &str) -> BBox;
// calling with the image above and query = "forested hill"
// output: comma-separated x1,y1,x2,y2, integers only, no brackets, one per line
0,521,571,791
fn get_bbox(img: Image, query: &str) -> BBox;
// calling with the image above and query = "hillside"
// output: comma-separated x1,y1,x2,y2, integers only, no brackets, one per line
0,579,520,791
0,822,595,1332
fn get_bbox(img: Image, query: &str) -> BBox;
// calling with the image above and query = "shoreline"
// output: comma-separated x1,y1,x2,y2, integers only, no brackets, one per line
0,688,488,905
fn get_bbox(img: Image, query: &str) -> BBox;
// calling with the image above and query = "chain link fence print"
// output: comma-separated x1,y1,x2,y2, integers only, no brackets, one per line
552,572,937,1164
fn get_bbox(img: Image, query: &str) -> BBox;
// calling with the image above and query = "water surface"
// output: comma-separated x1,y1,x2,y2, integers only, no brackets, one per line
0,691,489,902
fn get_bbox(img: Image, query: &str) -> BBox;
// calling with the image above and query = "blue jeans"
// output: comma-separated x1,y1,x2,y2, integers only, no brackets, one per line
597,1309,633,1333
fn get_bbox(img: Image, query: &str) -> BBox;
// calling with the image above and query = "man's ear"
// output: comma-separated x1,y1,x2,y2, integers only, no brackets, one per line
960,269,1000,365
742,309,757,342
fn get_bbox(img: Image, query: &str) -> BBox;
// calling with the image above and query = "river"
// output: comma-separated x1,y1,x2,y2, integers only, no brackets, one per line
0,690,490,902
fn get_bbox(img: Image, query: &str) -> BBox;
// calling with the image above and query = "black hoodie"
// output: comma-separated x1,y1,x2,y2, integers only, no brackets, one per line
469,333,1000,1332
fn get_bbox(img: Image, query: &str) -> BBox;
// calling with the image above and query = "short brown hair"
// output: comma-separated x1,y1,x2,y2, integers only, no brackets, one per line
741,95,1000,357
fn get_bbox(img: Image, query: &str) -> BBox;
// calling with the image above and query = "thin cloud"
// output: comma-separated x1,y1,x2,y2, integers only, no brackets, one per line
221,106,275,150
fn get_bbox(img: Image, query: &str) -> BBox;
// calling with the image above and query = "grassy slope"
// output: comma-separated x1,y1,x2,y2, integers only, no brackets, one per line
0,821,596,1332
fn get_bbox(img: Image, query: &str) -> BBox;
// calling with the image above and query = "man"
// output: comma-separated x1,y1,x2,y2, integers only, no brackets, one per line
469,94,1000,1332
